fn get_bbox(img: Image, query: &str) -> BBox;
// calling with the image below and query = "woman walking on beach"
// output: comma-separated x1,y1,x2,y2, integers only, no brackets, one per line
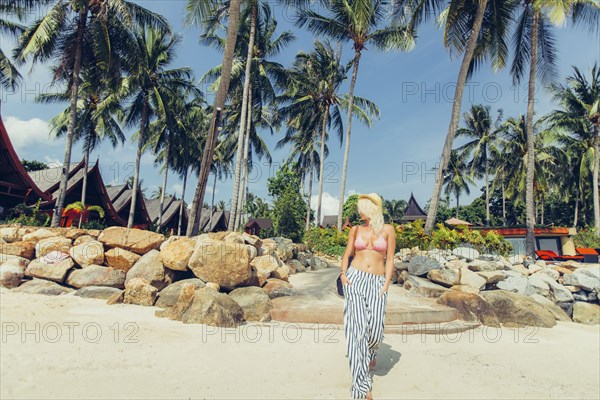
340,193,396,399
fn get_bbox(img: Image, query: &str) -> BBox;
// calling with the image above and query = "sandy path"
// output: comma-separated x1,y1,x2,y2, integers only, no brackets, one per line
1,287,599,399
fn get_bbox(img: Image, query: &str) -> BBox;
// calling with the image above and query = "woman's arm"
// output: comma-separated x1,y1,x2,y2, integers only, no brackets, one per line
382,224,396,293
340,226,357,283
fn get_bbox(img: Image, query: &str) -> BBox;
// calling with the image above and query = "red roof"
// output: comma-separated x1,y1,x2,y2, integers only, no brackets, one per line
0,114,52,209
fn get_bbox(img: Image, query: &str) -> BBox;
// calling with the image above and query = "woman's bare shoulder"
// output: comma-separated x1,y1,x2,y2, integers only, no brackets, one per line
383,224,396,233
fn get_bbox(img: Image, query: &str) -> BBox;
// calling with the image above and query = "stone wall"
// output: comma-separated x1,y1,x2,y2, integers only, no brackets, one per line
0,225,330,327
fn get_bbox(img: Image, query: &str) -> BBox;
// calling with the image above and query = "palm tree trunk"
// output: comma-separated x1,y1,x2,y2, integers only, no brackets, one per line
317,104,330,227
424,0,489,234
541,195,545,225
51,6,88,228
593,126,600,235
336,49,362,230
306,160,314,231
502,179,507,227
187,0,242,236
524,11,539,256
573,185,579,227
157,140,170,232
456,193,459,219
78,145,90,229
235,83,253,231
485,152,490,226
208,172,217,231
228,3,256,231
128,99,149,229
177,167,188,236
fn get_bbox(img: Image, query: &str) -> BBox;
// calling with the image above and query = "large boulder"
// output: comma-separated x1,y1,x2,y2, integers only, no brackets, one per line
286,259,305,274
572,302,600,325
66,265,126,289
0,259,26,288
125,250,174,291
452,247,480,261
123,277,158,306
404,275,449,298
467,260,501,272
0,227,19,243
437,291,500,326
13,279,73,295
104,248,141,272
262,278,294,299
155,278,206,308
427,267,460,287
188,240,251,289
530,294,571,322
271,237,294,261
480,290,556,328
75,286,123,300
69,240,104,267
0,253,30,265
241,233,262,249
180,287,245,327
35,237,72,258
156,283,197,320
476,270,507,285
562,267,600,292
296,252,314,268
534,273,575,303
159,237,195,271
459,267,486,290
229,286,273,322
249,255,281,286
408,256,442,276
0,241,36,259
22,228,55,243
271,263,290,281
73,235,96,246
98,227,164,255
24,256,74,283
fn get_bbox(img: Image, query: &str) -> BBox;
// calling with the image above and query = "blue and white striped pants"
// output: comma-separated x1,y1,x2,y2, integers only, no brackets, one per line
343,265,388,399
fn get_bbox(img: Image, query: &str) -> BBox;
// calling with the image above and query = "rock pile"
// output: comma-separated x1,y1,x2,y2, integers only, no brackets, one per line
394,246,600,326
0,226,330,327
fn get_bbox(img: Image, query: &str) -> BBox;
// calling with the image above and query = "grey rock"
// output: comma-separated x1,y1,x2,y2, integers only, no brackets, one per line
404,275,449,298
427,267,460,287
452,247,480,261
66,265,126,289
408,256,442,276
480,290,556,328
181,287,245,327
24,257,74,283
496,275,530,295
13,279,73,295
530,294,571,322
459,267,487,290
75,286,123,300
156,278,206,308
572,301,600,325
229,286,273,322
534,273,574,303
476,270,507,285
467,259,502,272
125,250,174,291
563,268,600,292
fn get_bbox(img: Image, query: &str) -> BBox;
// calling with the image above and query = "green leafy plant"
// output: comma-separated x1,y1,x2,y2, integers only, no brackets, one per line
482,230,512,256
431,224,459,250
7,199,50,227
573,229,600,249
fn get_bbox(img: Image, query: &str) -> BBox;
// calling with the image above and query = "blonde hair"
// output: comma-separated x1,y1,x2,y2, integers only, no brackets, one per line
357,193,384,236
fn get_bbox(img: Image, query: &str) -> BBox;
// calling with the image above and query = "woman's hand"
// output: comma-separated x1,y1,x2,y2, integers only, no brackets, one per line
340,272,351,286
380,283,389,298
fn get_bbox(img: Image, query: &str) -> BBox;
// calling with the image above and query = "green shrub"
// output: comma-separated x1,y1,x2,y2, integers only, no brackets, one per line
573,229,600,248
7,200,50,227
430,224,459,250
395,220,431,249
303,227,349,257
482,230,512,256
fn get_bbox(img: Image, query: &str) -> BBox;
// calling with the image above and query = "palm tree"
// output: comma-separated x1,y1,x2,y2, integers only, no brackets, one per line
0,1,53,90
510,0,599,253
383,198,407,223
297,0,414,230
444,149,474,218
456,105,502,226
547,64,600,233
13,0,169,227
186,0,242,236
394,0,516,234
121,28,197,228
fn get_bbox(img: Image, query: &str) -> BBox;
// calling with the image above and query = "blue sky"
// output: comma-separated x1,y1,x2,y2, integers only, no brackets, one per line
1,1,599,221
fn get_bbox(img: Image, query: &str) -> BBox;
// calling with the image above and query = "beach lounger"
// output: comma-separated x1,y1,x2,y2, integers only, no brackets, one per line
535,250,584,262
575,248,599,263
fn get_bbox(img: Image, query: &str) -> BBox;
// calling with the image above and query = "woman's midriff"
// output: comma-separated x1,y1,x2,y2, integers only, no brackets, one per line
351,250,386,276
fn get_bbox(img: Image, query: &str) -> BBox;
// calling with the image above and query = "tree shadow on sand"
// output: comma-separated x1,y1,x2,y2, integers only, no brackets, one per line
373,343,401,376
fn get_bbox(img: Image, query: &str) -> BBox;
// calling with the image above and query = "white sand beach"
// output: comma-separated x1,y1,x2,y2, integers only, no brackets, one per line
1,287,599,400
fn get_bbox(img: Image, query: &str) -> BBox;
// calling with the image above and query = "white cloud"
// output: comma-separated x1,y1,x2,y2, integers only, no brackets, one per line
171,183,184,197
4,116,56,152
43,156,62,167
310,192,340,224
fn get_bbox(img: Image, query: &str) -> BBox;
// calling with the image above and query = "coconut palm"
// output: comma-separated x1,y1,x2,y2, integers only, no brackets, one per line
121,28,197,228
546,64,600,232
444,149,474,218
13,0,169,227
510,0,599,253
393,0,516,234
185,0,242,236
456,105,502,226
281,40,380,227
296,0,415,230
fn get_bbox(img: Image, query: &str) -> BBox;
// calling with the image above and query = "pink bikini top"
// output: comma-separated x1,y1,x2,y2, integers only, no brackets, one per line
354,229,387,252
